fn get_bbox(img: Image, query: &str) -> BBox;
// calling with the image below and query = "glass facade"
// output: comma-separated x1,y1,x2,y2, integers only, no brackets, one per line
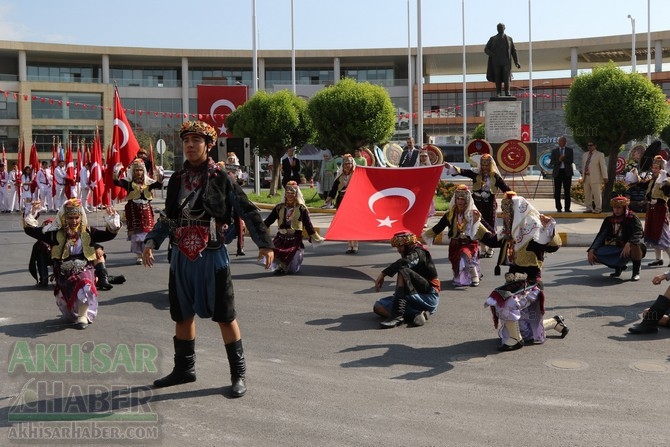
265,69,334,88
0,94,18,119
31,92,102,120
27,64,101,83
189,68,252,87
110,67,180,87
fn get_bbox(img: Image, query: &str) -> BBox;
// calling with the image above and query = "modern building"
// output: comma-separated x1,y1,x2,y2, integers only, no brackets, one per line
0,31,668,166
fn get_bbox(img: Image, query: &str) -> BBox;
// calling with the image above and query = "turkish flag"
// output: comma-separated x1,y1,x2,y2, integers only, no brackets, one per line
325,165,443,241
29,140,40,173
112,87,141,169
90,128,105,207
51,139,58,197
197,85,248,138
521,124,530,142
64,142,75,199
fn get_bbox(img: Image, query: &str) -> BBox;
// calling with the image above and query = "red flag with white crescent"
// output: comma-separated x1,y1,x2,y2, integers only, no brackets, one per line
325,165,443,241
29,140,39,194
112,87,141,168
51,139,58,197
64,141,75,199
90,128,105,207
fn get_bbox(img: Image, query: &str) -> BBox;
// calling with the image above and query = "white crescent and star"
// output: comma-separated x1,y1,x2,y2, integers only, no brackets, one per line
113,118,129,153
368,187,416,228
210,99,236,135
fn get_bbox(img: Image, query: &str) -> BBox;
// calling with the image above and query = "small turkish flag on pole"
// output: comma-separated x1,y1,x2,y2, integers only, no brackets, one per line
325,165,443,241
90,127,105,207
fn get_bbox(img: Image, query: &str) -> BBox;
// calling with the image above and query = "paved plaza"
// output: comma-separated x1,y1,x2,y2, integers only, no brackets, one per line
0,202,667,446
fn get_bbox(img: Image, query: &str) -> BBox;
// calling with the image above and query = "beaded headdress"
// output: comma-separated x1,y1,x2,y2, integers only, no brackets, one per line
390,232,418,247
610,195,630,208
652,155,665,168
454,184,470,200
179,121,218,143
63,198,83,217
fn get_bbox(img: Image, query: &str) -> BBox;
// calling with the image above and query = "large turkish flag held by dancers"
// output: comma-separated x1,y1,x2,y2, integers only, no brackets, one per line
325,165,443,241
197,85,249,138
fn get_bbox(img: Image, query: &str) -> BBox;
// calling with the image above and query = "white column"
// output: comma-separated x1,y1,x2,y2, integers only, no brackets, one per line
181,57,189,116
102,55,109,84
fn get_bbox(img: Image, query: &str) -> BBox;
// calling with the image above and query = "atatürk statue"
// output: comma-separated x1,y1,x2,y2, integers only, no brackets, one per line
485,23,521,96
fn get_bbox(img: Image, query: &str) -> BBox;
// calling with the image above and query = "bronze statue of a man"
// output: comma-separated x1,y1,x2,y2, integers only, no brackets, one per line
485,23,521,96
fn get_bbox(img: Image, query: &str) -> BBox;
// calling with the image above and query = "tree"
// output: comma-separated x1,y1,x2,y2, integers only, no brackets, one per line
307,78,396,155
565,62,670,209
472,123,486,140
227,90,313,195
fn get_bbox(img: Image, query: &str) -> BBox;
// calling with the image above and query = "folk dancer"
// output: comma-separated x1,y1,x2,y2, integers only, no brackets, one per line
638,155,670,267
422,184,489,287
142,121,274,398
444,153,510,258
23,198,121,329
114,157,162,265
587,196,646,281
374,232,440,328
264,180,323,274
482,192,568,351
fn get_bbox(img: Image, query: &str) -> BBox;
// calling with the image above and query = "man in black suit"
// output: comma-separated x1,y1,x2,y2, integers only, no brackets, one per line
550,136,574,212
485,23,521,96
281,147,301,188
399,137,419,167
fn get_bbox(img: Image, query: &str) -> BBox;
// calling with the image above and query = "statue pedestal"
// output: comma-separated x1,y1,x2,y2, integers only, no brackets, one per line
485,97,521,144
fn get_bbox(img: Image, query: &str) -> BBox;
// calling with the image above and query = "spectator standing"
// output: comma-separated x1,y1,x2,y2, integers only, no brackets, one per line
581,140,608,213
281,147,301,188
550,136,574,212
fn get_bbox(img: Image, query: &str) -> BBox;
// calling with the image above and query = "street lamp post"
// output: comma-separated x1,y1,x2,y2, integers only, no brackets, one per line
627,14,636,73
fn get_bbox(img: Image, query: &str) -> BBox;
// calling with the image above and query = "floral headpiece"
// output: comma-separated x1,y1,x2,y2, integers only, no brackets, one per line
63,198,83,217
391,231,418,247
454,184,470,200
610,196,630,208
179,121,218,143
480,153,493,165
285,181,299,192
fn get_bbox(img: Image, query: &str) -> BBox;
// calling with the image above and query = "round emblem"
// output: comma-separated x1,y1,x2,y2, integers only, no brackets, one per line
496,139,531,173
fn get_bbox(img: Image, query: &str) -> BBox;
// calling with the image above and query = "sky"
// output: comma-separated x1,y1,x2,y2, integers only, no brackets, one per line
0,0,666,52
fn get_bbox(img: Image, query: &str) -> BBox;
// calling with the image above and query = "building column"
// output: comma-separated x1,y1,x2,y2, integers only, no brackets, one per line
334,57,340,83
181,57,189,117
570,47,578,78
102,55,109,84
18,50,26,82
258,58,265,91
655,40,662,73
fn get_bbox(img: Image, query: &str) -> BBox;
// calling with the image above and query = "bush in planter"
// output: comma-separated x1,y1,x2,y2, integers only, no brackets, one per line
571,178,628,204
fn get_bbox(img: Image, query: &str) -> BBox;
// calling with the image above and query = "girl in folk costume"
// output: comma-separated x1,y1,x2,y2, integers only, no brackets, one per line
9,163,22,212
422,184,490,287
481,192,568,351
114,157,162,264
444,153,511,258
639,155,670,267
263,181,323,274
20,166,35,210
23,198,121,329
323,153,359,254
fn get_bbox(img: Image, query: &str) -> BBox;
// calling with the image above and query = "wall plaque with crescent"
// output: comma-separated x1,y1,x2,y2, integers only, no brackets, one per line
383,143,403,167
496,139,531,173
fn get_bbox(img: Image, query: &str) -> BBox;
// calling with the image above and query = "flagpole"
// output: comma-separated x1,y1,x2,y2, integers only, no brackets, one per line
416,0,424,146
461,0,467,149
252,0,259,94
407,0,413,139
528,0,533,142
291,0,296,95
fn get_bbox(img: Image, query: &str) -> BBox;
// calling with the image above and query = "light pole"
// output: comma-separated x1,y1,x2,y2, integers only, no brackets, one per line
627,14,636,73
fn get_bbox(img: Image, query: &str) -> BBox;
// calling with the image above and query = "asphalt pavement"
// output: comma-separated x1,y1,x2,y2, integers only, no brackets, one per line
0,198,666,447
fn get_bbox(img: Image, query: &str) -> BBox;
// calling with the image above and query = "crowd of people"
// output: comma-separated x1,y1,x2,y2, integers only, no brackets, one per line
17,125,670,399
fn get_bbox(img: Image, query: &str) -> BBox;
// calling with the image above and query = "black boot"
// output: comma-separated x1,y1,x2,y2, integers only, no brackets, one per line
380,292,407,329
94,263,113,290
225,339,247,397
108,274,126,285
631,262,641,281
154,337,196,388
629,295,670,334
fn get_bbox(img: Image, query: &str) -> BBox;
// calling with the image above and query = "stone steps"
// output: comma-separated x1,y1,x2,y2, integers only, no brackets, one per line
440,177,563,199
